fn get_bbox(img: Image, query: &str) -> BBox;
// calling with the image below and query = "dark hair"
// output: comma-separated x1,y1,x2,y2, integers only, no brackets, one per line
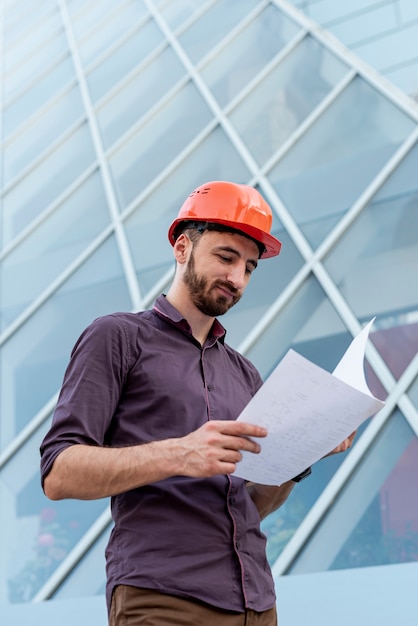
175,221,265,257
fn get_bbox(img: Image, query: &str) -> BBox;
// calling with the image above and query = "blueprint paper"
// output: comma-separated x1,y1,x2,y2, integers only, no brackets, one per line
233,320,385,485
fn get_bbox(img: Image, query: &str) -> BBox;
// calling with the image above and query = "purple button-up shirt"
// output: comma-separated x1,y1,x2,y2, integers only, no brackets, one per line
40,295,276,613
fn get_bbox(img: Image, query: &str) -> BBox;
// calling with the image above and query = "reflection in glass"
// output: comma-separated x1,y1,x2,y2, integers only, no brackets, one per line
0,172,110,331
53,526,111,599
4,30,68,101
87,18,163,103
178,0,258,63
0,421,108,604
124,126,250,296
3,3,60,52
2,123,96,247
110,81,212,209
78,2,149,67
0,235,132,452
269,76,416,247
246,273,351,380
97,45,185,147
324,141,418,366
288,412,418,572
230,35,348,166
3,85,85,185
158,0,208,31
71,0,122,38
201,4,301,108
3,55,76,138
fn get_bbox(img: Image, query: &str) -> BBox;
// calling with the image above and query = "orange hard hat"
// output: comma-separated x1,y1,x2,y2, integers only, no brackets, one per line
168,181,282,258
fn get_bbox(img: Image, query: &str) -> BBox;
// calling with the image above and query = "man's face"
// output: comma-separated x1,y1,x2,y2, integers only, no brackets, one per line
182,230,259,317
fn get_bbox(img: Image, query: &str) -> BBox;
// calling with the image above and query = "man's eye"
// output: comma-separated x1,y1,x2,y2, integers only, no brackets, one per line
219,255,232,262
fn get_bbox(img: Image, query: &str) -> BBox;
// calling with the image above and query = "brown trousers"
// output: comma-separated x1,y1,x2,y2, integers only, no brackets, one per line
109,585,278,626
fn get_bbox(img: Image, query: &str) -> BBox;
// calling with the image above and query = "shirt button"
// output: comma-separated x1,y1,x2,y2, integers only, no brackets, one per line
229,497,236,505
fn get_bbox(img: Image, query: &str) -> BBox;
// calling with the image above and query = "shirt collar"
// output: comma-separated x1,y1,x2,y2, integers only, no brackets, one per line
152,294,226,343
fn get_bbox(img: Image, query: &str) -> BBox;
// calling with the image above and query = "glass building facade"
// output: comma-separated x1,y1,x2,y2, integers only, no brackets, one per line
1,0,417,621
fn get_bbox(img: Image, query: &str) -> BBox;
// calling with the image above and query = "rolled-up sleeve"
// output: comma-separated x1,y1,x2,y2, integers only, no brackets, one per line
40,314,131,487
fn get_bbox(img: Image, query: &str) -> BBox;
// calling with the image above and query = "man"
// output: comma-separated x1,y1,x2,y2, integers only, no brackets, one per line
40,181,354,625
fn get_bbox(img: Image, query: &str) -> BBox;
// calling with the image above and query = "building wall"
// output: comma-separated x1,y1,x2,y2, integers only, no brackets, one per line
286,0,418,98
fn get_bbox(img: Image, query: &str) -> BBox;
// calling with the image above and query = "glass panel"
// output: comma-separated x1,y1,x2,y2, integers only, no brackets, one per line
3,3,59,49
268,76,416,248
324,141,418,369
288,412,418,572
123,125,250,295
97,45,185,147
3,85,85,185
0,422,108,604
0,235,132,451
78,2,149,67
71,0,132,38
201,4,301,108
87,18,164,103
158,0,210,31
0,172,110,331
178,0,260,63
2,123,96,247
53,527,111,599
246,273,353,380
230,35,349,166
4,30,68,100
3,56,76,138
263,430,359,565
110,81,213,209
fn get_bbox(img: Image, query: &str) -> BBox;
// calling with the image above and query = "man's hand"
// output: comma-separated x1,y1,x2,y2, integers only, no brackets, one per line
178,420,267,478
324,430,357,457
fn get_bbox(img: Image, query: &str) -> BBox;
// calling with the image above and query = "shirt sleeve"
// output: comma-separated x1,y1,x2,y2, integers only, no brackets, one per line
39,314,131,486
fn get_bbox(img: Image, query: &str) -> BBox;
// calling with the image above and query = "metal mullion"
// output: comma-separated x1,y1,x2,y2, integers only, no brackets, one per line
311,261,397,393
169,0,218,38
105,73,190,158
0,163,97,261
260,69,356,176
33,507,113,602
194,0,269,69
0,392,58,470
145,2,328,269
272,0,418,122
237,260,313,356
0,225,114,348
1,113,87,196
83,12,151,77
94,39,168,111
58,0,143,311
312,126,418,264
223,28,307,116
271,361,418,577
118,116,217,222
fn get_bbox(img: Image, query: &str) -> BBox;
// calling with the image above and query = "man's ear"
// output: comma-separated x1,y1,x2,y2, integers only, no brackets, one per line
173,233,191,264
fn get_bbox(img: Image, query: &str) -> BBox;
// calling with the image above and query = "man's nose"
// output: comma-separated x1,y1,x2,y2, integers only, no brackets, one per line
226,263,247,290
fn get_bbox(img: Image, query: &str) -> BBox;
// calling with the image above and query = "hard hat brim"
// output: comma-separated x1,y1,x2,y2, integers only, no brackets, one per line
168,217,281,259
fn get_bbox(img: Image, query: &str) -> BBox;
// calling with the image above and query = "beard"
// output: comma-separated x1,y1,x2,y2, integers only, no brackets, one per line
183,250,242,317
